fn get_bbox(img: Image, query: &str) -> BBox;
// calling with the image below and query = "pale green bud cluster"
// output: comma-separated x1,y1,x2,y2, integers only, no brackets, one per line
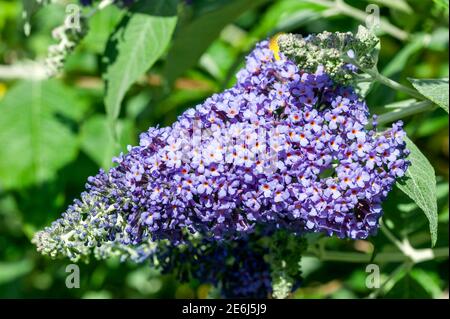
45,16,88,76
277,26,379,84
32,191,157,263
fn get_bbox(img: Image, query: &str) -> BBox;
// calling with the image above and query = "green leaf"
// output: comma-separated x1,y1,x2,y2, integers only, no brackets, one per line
163,0,269,85
0,81,79,190
126,91,152,119
425,28,449,52
251,0,328,38
37,79,89,122
0,260,34,285
199,40,236,81
384,273,431,298
397,137,438,246
410,268,443,298
433,0,449,10
82,5,124,54
416,115,449,137
381,37,423,78
80,115,135,169
408,78,449,113
103,0,178,122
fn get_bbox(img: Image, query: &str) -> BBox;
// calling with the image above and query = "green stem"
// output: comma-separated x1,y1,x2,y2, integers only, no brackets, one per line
86,0,114,18
367,261,412,298
335,0,408,41
305,0,409,41
375,101,435,126
380,222,404,249
306,247,449,263
365,68,424,99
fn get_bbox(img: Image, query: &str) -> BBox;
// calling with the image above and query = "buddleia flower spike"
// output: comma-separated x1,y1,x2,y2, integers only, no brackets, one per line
33,29,410,298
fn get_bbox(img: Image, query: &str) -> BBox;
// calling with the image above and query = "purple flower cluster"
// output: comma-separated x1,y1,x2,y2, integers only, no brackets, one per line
34,39,409,267
34,37,410,298
158,239,272,298
98,41,408,244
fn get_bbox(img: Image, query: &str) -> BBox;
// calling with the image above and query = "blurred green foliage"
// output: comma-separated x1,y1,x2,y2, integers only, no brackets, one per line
0,0,448,298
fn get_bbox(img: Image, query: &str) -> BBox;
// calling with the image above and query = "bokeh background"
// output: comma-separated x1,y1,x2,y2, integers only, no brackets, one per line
0,0,448,298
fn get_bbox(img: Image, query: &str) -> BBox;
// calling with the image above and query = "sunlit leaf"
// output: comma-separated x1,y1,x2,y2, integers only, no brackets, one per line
81,5,123,54
163,0,269,85
0,81,79,190
410,268,443,298
103,0,178,122
384,272,431,298
251,0,328,37
409,78,449,113
397,137,438,246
